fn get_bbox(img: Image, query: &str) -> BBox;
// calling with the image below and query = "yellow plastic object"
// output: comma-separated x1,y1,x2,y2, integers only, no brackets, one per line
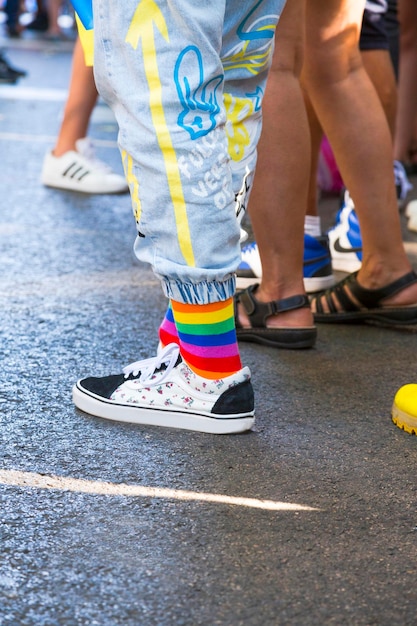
391,383,417,434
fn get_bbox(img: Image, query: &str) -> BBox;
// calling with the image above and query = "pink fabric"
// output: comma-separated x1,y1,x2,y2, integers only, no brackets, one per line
317,136,344,194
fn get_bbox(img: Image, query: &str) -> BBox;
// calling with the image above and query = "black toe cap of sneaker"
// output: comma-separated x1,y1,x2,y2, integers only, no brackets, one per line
79,374,126,398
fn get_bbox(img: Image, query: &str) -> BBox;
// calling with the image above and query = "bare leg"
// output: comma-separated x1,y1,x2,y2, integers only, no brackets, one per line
304,0,417,310
303,90,323,219
305,38,398,218
394,0,417,163
237,0,313,330
53,37,98,157
45,0,63,37
362,48,397,140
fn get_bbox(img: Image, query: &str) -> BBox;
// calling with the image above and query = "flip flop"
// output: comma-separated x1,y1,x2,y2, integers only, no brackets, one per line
234,284,317,349
311,270,417,329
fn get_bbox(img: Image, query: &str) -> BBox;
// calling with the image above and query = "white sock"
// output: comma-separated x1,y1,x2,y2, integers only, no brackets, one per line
304,215,321,238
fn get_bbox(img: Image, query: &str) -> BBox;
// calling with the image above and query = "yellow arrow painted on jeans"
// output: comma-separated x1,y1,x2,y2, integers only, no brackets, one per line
126,0,195,266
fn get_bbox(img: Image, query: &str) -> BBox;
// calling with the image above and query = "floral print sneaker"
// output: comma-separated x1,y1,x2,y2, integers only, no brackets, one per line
73,344,255,434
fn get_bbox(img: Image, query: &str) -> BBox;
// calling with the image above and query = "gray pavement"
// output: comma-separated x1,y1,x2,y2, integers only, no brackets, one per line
1,29,417,626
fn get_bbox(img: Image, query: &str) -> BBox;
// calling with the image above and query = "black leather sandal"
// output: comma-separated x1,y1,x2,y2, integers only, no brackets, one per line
234,284,317,349
311,270,417,329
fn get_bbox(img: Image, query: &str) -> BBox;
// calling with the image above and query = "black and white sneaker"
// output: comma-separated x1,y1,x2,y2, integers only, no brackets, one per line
73,344,255,434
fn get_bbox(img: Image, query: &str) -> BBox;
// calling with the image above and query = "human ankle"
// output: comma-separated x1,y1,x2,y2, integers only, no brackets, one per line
358,260,413,289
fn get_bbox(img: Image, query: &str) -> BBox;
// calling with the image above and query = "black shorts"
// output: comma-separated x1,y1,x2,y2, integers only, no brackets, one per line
360,0,389,51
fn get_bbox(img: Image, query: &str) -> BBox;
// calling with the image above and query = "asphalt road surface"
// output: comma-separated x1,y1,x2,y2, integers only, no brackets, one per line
1,25,417,626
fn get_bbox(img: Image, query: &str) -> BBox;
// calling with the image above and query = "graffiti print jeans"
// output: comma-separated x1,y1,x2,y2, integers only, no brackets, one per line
93,0,285,304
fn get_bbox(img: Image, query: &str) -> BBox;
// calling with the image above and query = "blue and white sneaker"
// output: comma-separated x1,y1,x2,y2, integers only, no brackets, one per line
394,160,413,209
328,190,362,273
328,165,408,271
303,234,335,292
236,233,335,293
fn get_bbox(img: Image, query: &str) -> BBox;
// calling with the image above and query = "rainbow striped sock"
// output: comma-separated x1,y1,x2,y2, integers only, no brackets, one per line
171,298,242,379
158,303,179,348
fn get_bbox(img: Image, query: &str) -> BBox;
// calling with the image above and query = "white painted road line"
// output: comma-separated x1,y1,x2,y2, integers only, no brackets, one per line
0,469,319,511
0,85,116,122
0,131,118,147
0,85,69,101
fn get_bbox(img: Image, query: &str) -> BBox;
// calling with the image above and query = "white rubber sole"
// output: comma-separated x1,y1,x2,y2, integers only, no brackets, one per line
329,255,362,273
236,274,335,293
73,384,255,435
236,276,260,289
42,177,128,195
303,274,335,293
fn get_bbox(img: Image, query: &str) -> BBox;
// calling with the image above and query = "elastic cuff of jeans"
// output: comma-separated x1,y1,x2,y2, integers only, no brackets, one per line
162,275,236,305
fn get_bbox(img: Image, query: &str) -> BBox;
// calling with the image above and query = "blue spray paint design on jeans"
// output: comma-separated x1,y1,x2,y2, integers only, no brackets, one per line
174,46,223,140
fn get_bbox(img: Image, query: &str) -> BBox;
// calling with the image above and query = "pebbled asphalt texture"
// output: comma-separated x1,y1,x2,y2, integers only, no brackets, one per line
1,25,417,626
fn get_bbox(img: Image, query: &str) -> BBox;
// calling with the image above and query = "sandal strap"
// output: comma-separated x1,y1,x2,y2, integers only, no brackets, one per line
312,270,417,314
312,274,350,314
349,270,417,307
235,284,310,328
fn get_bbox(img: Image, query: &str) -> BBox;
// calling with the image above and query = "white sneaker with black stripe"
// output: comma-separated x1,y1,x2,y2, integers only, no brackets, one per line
41,137,128,194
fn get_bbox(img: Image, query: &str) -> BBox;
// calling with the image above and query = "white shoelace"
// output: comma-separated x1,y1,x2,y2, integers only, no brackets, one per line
122,343,180,386
75,138,113,174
